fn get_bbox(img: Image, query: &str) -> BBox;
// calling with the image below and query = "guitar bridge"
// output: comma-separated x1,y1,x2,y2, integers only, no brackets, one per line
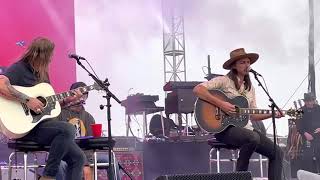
215,107,221,120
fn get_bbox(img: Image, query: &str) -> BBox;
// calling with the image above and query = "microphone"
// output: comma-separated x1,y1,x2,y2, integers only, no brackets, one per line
68,53,86,60
248,67,262,77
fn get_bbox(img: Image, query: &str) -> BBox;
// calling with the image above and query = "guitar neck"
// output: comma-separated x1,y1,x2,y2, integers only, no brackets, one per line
46,85,95,103
239,108,287,115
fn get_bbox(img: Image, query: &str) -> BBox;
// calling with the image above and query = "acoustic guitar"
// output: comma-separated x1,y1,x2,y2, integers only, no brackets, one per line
194,89,302,134
0,82,102,139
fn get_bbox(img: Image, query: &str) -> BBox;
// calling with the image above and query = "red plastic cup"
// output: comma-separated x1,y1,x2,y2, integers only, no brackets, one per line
91,124,102,137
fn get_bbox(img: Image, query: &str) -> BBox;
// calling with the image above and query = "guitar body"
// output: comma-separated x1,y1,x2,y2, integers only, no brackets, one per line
194,89,249,134
0,83,61,139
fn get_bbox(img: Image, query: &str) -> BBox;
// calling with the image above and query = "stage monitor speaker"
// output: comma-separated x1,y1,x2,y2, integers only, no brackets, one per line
155,171,252,180
297,170,320,180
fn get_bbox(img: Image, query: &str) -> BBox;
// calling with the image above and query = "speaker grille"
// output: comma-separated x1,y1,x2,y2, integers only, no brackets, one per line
156,171,252,180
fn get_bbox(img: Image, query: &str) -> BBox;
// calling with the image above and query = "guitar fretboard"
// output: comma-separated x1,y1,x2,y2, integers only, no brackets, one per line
46,85,95,103
239,108,286,115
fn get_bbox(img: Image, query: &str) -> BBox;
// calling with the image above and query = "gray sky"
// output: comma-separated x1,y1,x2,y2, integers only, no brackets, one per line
75,0,320,136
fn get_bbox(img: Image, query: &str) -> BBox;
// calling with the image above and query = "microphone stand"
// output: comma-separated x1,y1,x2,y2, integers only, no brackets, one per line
252,72,282,180
74,59,133,180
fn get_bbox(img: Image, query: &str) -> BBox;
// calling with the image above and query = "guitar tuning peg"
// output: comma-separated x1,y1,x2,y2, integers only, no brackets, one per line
298,99,303,108
293,101,297,109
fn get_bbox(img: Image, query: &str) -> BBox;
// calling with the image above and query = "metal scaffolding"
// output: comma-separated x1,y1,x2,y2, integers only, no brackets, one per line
308,0,316,98
162,0,186,83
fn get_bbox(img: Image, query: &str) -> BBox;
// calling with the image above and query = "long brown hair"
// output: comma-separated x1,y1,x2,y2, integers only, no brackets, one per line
227,69,252,91
21,37,55,82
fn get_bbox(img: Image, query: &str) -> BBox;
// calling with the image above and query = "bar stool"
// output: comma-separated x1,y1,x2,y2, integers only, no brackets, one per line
208,139,268,177
208,138,238,173
7,140,49,180
75,137,118,180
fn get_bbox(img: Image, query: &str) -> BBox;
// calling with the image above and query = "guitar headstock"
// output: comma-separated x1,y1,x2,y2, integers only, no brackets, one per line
287,108,303,118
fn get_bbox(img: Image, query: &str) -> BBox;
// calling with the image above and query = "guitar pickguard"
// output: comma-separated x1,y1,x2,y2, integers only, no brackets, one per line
31,101,56,123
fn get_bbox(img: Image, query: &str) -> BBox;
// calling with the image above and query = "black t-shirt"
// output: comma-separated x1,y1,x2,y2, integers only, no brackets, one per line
4,60,38,87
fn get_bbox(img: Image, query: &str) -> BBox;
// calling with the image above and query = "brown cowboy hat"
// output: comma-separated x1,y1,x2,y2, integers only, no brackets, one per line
223,48,259,70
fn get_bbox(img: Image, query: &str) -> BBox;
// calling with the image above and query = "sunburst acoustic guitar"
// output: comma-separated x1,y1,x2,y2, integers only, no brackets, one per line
194,89,302,134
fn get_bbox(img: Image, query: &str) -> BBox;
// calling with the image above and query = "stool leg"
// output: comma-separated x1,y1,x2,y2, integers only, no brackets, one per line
209,148,214,173
259,154,264,177
24,152,27,180
94,151,97,180
216,149,220,173
231,150,236,171
8,152,15,180
111,151,120,180
33,152,39,180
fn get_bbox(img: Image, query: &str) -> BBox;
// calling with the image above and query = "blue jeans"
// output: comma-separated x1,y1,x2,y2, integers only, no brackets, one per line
56,154,109,180
21,120,85,179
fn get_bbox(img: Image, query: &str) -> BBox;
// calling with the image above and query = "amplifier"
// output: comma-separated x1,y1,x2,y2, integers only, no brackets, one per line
165,89,198,115
113,136,142,151
156,171,252,180
96,151,143,180
0,166,36,180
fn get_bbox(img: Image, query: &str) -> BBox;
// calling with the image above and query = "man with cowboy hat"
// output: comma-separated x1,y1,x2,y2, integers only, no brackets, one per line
193,48,284,180
296,92,320,173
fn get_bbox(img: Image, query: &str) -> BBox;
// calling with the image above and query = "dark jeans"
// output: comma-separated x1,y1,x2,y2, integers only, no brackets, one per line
300,141,320,173
56,154,109,180
21,120,85,179
215,126,283,180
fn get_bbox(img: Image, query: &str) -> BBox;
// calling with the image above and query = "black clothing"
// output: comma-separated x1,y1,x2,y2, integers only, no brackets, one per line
215,126,283,180
297,105,320,140
296,105,320,173
4,60,85,179
4,60,38,87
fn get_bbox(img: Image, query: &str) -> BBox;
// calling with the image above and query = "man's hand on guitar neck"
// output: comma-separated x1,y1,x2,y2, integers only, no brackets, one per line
61,89,83,106
275,111,284,118
26,97,44,113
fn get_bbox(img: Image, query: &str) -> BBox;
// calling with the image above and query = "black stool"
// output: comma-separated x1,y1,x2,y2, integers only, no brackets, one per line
76,137,118,180
208,138,238,173
7,140,49,180
208,139,268,177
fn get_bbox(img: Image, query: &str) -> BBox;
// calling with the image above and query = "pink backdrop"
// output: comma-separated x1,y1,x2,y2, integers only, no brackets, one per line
0,0,76,92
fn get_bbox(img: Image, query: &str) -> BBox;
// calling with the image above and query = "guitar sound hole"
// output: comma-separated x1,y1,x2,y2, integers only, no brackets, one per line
29,97,47,116
37,96,47,107
30,110,38,116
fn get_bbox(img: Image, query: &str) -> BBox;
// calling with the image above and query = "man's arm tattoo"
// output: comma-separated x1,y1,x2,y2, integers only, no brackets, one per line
5,81,30,103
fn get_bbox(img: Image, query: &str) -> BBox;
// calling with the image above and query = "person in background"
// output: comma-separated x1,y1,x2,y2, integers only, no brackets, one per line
296,92,320,173
193,48,284,180
56,81,107,180
0,37,85,180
